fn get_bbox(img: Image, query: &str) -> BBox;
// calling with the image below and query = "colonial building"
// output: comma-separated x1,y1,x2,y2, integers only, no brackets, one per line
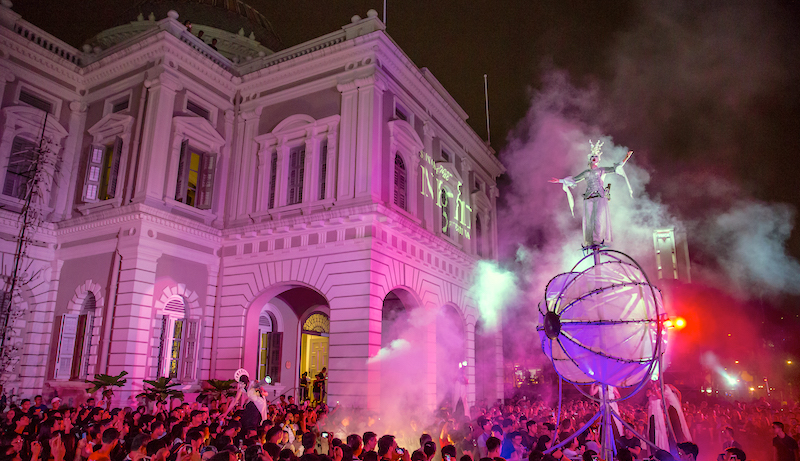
0,0,505,412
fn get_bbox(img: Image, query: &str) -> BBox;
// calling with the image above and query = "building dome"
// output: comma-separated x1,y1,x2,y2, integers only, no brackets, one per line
85,0,283,63
124,0,282,51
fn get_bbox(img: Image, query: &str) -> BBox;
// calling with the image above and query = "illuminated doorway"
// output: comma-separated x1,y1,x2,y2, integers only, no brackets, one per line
300,312,329,403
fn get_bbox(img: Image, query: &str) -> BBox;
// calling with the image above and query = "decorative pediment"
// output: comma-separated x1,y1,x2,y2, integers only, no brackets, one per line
173,116,226,150
2,105,69,142
87,113,134,142
388,119,423,152
272,114,316,134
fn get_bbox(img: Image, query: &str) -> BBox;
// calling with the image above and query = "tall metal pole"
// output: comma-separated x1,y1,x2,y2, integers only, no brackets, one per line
600,385,616,460
484,74,491,145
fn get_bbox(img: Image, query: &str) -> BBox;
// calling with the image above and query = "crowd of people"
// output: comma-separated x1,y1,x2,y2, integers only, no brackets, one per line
0,378,798,461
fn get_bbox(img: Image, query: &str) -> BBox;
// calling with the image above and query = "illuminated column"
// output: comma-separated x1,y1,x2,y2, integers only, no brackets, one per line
107,243,161,402
233,110,260,218
353,74,386,201
336,80,358,200
326,286,383,410
215,109,235,226
57,101,88,220
134,69,182,204
323,124,339,201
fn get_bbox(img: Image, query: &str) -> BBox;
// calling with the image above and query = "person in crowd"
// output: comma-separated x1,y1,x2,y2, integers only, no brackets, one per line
773,422,799,461
676,442,698,461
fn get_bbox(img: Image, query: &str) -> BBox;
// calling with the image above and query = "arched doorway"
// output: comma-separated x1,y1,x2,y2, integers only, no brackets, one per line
437,304,466,414
243,285,329,403
300,311,329,403
380,289,425,415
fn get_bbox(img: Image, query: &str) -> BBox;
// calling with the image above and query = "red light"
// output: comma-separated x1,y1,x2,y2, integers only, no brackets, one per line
675,317,686,329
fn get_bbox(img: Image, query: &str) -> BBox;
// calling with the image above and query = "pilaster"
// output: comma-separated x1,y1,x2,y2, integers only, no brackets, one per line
56,101,88,220
133,69,183,205
326,290,383,410
107,244,162,400
336,80,358,201
353,74,385,200
233,110,260,219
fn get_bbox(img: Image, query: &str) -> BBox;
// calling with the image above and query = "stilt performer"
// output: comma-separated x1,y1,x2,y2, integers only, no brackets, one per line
549,141,633,247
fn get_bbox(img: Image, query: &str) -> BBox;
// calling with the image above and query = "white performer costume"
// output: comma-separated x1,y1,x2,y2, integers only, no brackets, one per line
663,384,692,443
554,141,633,247
590,384,623,436
646,386,668,450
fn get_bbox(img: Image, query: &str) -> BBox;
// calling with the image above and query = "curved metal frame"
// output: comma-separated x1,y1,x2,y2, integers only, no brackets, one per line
539,247,677,458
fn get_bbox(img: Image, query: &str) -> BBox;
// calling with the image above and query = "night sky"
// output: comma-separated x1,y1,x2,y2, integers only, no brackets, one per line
14,0,800,362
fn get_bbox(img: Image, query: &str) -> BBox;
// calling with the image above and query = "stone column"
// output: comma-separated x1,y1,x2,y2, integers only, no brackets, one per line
133,69,182,205
233,110,260,219
56,101,88,220
107,243,161,401
336,81,358,201
0,65,15,110
323,125,339,202
326,287,383,410
353,74,385,200
214,109,235,227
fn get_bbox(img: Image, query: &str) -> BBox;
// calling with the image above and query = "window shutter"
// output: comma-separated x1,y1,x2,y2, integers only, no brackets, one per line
476,215,483,257
150,315,166,378
82,312,94,378
4,137,37,199
318,141,328,200
175,140,189,202
196,152,217,210
106,137,123,199
298,149,305,203
268,152,277,209
82,145,105,202
181,319,200,381
268,331,282,383
70,314,88,380
54,314,79,380
394,155,406,210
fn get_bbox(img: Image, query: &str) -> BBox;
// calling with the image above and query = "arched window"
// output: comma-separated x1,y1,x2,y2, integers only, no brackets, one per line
393,155,407,210
475,214,483,257
441,189,450,237
257,310,282,383
3,136,37,200
55,292,96,381
155,296,200,381
303,312,330,334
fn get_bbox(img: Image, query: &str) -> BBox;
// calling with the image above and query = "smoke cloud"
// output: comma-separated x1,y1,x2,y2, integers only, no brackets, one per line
482,0,800,388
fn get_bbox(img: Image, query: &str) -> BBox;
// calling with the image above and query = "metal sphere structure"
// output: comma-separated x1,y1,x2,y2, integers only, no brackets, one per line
538,249,665,389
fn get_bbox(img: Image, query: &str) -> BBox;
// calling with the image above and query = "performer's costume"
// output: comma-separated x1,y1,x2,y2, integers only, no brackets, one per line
663,385,692,443
647,391,669,450
557,141,632,247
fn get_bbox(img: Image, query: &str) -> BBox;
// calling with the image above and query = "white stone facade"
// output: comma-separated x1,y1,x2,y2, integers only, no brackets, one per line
0,3,505,412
